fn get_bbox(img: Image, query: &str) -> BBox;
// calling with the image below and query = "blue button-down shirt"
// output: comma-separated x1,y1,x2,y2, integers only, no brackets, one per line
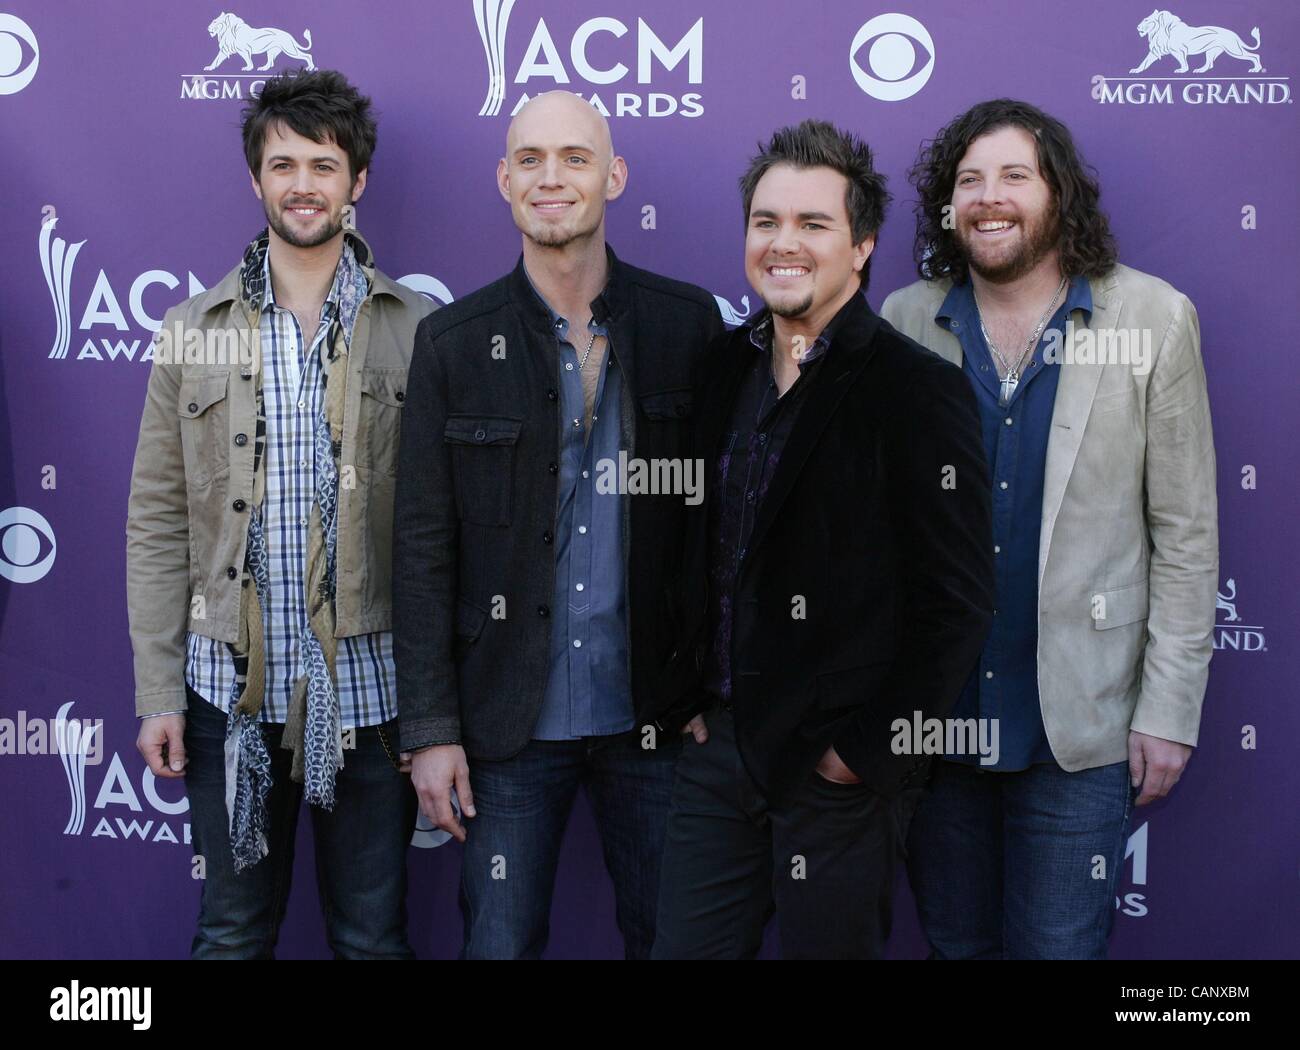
527,273,633,740
937,275,1092,769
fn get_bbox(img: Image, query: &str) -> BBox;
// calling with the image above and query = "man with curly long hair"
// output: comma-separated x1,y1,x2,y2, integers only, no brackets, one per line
882,99,1218,959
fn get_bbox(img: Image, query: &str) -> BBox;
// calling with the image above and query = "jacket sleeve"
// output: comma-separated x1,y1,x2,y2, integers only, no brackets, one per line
125,320,191,716
392,316,462,751
1130,294,1218,745
833,356,996,795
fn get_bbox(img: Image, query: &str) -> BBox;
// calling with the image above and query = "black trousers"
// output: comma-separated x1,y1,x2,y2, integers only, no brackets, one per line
652,704,922,959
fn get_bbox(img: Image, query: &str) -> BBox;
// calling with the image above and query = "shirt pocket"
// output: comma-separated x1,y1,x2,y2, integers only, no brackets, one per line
177,372,231,487
357,367,407,478
443,415,524,527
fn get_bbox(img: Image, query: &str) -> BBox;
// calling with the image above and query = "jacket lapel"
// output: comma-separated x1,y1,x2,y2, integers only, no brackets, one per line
744,298,881,560
1037,270,1122,585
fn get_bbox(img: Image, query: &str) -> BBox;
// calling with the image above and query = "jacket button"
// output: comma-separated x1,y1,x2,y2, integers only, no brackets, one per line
395,390,405,402
187,402,198,413
675,405,687,416
547,389,558,402
542,531,553,544
548,461,558,475
232,499,246,512
474,428,487,442
234,433,248,446
537,605,549,618
226,566,238,579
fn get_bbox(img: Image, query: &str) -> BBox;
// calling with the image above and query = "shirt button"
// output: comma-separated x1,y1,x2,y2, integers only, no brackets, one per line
985,671,994,679
581,470,589,479
300,517,308,526
300,459,308,468
745,490,756,504
297,401,305,410
994,545,1001,554
575,583,584,592
950,321,961,331
578,525,587,535
542,531,553,545
234,433,248,446
573,418,582,429
565,362,574,371
999,481,1008,490
757,434,768,445
1004,417,1013,426
573,639,582,648
537,605,550,618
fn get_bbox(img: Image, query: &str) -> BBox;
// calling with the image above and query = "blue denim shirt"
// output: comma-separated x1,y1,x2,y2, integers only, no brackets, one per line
937,275,1092,770
526,272,633,740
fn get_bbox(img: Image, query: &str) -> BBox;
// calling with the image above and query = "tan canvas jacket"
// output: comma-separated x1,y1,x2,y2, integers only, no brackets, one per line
882,263,1218,769
125,236,436,716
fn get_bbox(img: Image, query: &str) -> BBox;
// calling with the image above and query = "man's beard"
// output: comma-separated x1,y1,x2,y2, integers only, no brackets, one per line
265,199,345,248
768,291,815,318
959,206,1060,283
520,205,601,251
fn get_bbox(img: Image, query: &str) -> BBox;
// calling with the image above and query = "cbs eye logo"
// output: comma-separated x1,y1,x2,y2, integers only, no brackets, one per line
849,14,934,102
0,507,56,583
0,14,39,96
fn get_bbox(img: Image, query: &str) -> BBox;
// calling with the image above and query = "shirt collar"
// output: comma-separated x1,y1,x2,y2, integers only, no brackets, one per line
746,290,863,368
522,262,610,341
262,240,367,343
935,273,1094,334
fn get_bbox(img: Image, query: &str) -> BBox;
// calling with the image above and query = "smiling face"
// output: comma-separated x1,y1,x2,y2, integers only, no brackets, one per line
951,125,1059,284
250,122,364,250
744,163,872,321
497,92,625,250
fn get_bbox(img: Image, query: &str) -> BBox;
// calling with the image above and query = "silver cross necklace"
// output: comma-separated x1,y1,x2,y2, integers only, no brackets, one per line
973,274,1067,407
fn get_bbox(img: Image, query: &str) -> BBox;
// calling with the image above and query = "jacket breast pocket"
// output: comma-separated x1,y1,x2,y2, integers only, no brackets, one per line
443,415,523,527
177,372,230,487
1091,580,1149,630
639,386,694,462
357,367,407,478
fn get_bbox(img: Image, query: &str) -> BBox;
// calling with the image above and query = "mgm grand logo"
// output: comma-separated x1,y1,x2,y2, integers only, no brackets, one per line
1213,578,1266,653
1091,9,1289,106
180,11,316,100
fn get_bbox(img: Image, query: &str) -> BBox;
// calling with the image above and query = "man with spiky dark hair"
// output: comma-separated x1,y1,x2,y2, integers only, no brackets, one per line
883,99,1218,959
650,120,995,959
127,70,434,958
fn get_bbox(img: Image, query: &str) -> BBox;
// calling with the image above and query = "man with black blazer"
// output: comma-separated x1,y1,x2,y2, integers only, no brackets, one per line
392,91,722,958
650,120,996,959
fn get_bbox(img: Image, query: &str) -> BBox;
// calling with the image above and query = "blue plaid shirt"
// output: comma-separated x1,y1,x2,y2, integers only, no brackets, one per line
184,244,397,728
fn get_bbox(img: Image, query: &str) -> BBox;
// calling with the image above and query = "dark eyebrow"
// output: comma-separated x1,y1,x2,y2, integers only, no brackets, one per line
266,154,340,165
751,209,838,222
957,163,1034,176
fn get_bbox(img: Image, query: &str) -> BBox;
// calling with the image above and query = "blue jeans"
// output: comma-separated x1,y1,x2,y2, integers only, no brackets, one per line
459,731,680,959
906,758,1136,959
184,687,418,959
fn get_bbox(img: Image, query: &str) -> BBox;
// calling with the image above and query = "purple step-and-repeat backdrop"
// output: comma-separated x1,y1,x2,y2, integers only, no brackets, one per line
1,0,1296,959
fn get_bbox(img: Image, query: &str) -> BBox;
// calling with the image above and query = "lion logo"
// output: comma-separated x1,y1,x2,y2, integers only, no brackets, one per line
1129,9,1263,75
204,12,315,72
1216,578,1241,623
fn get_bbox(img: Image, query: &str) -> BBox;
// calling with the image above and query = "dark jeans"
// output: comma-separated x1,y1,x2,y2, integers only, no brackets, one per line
184,686,419,959
906,757,1136,959
652,705,923,959
458,730,680,959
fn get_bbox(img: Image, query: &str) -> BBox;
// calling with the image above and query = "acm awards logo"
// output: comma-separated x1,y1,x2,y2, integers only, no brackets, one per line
848,14,935,102
180,11,316,101
1213,577,1266,653
1092,8,1289,106
38,209,456,365
0,12,39,95
474,0,704,118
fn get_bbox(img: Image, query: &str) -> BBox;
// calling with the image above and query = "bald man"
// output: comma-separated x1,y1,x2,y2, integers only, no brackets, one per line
393,92,723,958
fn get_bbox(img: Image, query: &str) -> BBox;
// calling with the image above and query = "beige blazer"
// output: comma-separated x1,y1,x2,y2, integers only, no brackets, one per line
882,264,1218,770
